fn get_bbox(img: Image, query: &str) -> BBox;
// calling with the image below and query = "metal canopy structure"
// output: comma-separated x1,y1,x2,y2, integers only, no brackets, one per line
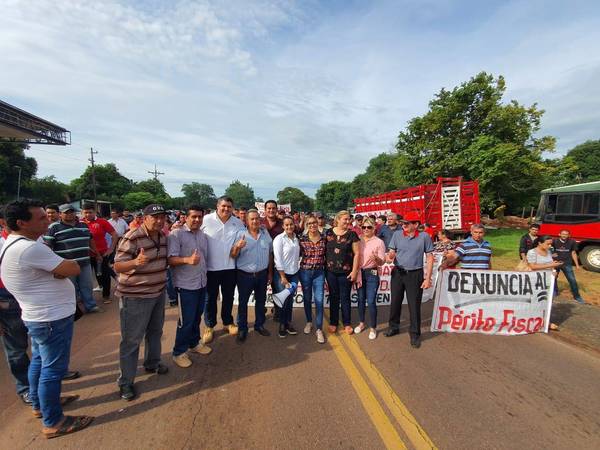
0,99,71,145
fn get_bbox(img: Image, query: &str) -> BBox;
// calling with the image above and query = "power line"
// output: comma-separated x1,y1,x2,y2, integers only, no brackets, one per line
148,164,164,181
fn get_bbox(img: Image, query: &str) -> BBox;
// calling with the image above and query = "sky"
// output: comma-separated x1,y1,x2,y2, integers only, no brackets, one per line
1,0,599,200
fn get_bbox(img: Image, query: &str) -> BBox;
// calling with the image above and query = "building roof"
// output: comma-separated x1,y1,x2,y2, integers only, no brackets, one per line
0,100,70,145
541,181,600,194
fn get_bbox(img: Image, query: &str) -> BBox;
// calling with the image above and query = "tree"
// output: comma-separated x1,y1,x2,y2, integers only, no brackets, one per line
133,179,168,198
25,176,69,205
315,181,352,213
277,187,314,212
559,140,600,184
123,191,155,211
181,182,217,208
394,72,556,211
224,180,256,208
69,163,133,201
350,153,406,198
0,142,37,202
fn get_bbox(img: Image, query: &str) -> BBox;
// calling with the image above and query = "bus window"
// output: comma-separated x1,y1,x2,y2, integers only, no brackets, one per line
557,195,573,214
547,194,557,214
584,193,599,215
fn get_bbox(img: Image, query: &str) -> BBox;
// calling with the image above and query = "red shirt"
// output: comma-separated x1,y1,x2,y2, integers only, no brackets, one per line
82,217,115,254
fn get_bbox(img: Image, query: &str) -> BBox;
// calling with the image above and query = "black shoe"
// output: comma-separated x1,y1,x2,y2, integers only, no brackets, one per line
169,300,178,307
20,392,32,405
145,363,169,375
63,370,81,380
119,384,136,401
236,330,248,344
286,325,298,335
255,327,271,337
410,337,421,349
384,328,400,337
278,324,287,338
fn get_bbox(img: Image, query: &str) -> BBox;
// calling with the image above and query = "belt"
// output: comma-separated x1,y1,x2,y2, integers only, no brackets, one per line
238,269,268,277
393,266,423,273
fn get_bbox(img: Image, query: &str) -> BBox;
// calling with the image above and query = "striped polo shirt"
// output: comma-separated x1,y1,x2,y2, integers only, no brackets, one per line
455,236,492,269
114,225,168,298
43,221,92,266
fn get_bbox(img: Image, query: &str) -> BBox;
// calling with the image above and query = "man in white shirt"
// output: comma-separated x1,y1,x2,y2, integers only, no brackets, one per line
0,200,93,438
108,209,129,238
200,196,244,343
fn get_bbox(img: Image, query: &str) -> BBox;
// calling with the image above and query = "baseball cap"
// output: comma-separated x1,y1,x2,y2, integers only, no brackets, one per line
355,214,363,220
143,204,166,216
59,203,75,213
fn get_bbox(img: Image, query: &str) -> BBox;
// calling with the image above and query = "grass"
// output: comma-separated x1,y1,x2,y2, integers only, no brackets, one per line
484,228,600,305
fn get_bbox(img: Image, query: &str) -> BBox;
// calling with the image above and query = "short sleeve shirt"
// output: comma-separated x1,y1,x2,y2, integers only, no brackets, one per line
325,229,360,274
388,231,434,270
455,237,492,270
0,235,76,322
299,233,326,270
553,238,577,265
201,213,245,271
82,217,115,254
168,225,209,290
235,228,272,273
44,221,92,266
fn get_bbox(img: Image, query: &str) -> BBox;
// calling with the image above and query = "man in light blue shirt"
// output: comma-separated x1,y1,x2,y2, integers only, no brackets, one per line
230,209,273,343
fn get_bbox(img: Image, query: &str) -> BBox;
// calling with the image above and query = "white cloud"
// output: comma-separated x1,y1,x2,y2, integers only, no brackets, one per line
1,0,598,201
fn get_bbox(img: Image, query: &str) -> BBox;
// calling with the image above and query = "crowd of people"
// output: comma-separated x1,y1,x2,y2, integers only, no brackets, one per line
0,197,587,439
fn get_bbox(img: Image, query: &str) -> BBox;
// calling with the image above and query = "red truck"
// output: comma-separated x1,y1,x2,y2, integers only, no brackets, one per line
353,177,480,236
536,181,600,272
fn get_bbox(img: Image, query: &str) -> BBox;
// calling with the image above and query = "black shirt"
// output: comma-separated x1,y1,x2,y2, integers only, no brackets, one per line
325,229,359,274
553,238,577,265
519,233,536,257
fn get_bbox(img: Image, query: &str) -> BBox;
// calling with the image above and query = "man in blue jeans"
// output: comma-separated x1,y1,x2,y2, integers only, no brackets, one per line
1,200,93,438
553,229,585,304
168,205,213,368
230,209,273,343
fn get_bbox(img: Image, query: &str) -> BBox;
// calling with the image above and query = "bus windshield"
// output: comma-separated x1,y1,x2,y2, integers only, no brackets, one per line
538,192,600,223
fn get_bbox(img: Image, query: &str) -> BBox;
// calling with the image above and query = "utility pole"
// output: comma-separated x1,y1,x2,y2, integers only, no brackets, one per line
14,165,22,201
89,147,98,210
148,164,164,181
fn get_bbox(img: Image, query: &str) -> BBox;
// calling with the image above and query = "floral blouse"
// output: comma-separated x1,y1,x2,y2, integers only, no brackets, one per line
325,229,359,274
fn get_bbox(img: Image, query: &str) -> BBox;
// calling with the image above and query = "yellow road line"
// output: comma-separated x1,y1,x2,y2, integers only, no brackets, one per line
341,333,437,450
328,331,407,450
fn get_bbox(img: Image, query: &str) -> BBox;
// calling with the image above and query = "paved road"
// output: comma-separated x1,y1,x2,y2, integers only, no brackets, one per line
1,299,599,449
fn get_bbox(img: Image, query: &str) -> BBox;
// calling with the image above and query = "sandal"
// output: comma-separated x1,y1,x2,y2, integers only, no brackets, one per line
42,415,94,439
549,323,559,331
33,395,80,418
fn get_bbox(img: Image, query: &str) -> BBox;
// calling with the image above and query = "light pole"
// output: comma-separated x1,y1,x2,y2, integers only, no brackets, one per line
14,165,22,201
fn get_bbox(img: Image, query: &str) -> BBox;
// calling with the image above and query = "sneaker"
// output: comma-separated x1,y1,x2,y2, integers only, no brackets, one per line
93,286,102,292
87,306,104,313
344,326,354,335
278,324,287,338
368,329,377,340
20,391,32,405
226,324,239,335
354,324,365,334
286,325,298,335
189,342,212,355
202,327,214,344
303,322,312,334
316,329,325,344
169,300,178,308
172,353,192,368
574,297,586,304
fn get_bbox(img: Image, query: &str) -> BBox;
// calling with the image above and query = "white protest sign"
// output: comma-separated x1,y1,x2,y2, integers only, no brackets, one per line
431,269,554,335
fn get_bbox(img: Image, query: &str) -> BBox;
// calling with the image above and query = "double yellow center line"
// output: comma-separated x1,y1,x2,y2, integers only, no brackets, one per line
327,326,436,450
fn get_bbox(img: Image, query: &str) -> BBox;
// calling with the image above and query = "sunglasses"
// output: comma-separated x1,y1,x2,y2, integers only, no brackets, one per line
362,225,374,230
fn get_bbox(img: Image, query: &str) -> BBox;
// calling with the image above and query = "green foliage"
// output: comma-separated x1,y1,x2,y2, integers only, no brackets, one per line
224,180,256,209
394,72,556,211
69,163,133,201
123,191,155,211
25,176,69,205
315,181,352,213
133,178,168,198
277,187,314,212
559,139,600,184
350,153,407,198
181,182,217,208
0,142,37,202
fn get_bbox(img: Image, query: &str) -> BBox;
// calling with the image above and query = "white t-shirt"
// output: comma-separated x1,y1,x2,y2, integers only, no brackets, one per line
108,217,129,237
0,234,76,322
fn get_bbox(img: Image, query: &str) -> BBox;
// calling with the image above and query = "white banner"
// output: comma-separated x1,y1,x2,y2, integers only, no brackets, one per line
254,202,291,217
238,254,443,307
431,269,554,335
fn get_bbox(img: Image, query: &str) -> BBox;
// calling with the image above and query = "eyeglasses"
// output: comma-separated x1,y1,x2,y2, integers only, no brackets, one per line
307,222,317,225
362,225,373,230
